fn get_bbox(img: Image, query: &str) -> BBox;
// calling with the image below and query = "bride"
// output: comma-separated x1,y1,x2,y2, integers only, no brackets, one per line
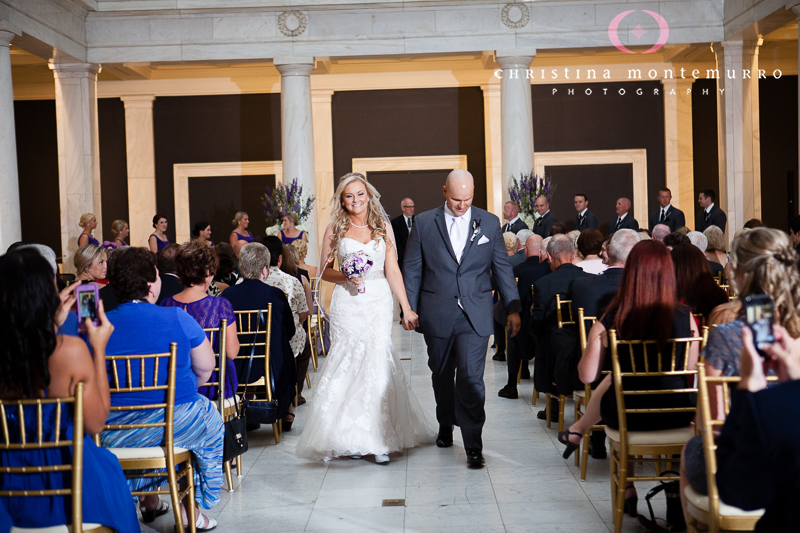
295,173,436,463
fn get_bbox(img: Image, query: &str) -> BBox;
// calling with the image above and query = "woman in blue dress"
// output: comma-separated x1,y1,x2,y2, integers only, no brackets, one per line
279,212,307,245
111,220,130,248
77,213,100,247
229,211,254,245
0,249,139,533
149,214,171,252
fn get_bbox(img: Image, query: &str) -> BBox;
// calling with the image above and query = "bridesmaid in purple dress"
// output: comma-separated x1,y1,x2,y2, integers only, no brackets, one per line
229,211,254,246
148,214,170,252
192,221,214,247
77,213,100,247
110,220,129,248
279,212,307,245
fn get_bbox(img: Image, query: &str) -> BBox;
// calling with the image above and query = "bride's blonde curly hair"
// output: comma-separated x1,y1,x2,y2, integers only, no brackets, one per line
326,173,392,264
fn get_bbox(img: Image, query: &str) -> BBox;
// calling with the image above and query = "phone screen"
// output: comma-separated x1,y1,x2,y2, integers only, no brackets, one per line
745,295,775,353
76,287,99,330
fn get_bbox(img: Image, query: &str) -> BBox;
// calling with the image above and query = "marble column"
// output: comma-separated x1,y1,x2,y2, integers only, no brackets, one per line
712,40,762,239
275,57,318,264
481,81,503,217
0,22,21,253
496,52,536,202
121,95,156,248
50,61,102,272
662,77,696,229
310,89,335,268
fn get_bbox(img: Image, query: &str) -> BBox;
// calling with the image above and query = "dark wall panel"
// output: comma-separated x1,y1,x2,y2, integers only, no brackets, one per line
692,79,719,216
532,81,665,228
544,164,634,234
759,75,798,230
188,174,275,243
331,88,487,211
368,170,449,219
98,98,129,236
153,94,281,242
14,100,60,253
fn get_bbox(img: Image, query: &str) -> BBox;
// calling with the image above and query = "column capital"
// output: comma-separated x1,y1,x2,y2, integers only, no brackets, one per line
49,61,101,79
274,57,315,77
495,52,536,69
0,22,20,46
311,89,334,104
121,95,156,108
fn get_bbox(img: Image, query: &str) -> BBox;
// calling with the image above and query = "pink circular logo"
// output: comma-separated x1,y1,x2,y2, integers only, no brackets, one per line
608,10,669,54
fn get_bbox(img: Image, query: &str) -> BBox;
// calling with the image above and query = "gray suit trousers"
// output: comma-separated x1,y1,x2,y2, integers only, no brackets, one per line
424,310,490,450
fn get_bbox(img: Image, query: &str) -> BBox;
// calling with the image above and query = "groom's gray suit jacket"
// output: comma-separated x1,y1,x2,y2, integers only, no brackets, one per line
403,205,522,338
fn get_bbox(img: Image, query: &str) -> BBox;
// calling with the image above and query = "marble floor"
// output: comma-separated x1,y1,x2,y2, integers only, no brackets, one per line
143,324,670,533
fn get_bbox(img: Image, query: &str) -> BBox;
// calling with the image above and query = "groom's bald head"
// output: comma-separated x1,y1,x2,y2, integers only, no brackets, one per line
444,170,475,217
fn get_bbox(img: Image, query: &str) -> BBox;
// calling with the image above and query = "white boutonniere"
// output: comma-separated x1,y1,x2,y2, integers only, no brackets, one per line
470,220,482,242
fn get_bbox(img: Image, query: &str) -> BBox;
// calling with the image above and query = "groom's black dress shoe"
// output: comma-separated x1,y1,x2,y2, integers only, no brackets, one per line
492,351,506,362
436,426,453,448
466,449,485,467
498,385,518,399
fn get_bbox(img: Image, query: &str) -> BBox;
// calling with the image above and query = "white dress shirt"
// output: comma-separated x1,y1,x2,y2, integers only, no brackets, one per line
659,204,672,221
404,215,413,231
443,203,472,263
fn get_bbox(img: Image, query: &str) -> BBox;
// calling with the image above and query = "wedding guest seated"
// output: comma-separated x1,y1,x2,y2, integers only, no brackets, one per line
743,218,764,229
566,230,581,258
229,211,254,246
221,243,297,428
280,212,307,245
558,241,700,517
74,244,108,284
702,225,728,265
503,231,517,255
675,226,691,236
638,228,652,239
213,243,238,288
514,233,543,276
663,232,691,250
651,224,670,243
156,243,183,304
0,249,139,533
111,220,129,248
575,229,607,274
100,247,223,531
161,241,240,399
688,231,724,274
77,213,100,247
670,244,728,321
549,222,568,236
292,239,318,279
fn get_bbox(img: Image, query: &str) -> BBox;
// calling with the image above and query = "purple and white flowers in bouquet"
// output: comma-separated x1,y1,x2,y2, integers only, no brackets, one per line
341,251,373,294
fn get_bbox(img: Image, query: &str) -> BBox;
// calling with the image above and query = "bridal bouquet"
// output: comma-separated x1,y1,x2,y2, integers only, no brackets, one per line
341,251,373,294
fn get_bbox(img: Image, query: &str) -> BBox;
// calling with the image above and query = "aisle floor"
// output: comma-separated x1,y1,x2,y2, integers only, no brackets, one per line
144,324,670,533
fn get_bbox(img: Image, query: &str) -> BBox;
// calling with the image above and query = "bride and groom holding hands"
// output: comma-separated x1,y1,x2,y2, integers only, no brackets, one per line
296,169,522,468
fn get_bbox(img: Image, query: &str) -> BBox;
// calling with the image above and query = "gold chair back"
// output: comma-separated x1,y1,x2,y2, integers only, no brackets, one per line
555,294,575,329
0,383,93,533
201,319,228,415
575,308,601,480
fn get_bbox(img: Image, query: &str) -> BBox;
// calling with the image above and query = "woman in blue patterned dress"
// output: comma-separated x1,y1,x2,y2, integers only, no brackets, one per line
161,241,240,399
0,249,139,532
77,213,100,247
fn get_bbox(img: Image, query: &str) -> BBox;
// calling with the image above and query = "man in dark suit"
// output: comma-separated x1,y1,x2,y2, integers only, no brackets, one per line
696,189,727,233
491,229,531,361
502,201,529,234
532,196,557,238
528,235,591,416
513,233,543,277
608,197,639,235
155,243,182,305
573,193,599,232
390,197,415,270
498,236,551,398
648,188,686,232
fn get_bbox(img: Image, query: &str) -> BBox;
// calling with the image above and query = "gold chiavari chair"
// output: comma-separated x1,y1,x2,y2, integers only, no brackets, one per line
574,308,604,480
607,330,703,533
0,383,112,533
102,344,197,533
201,320,237,493
233,306,280,443
684,363,768,533
546,294,574,432
307,278,328,371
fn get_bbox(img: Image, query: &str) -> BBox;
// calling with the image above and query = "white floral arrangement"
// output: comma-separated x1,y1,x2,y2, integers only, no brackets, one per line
266,223,310,236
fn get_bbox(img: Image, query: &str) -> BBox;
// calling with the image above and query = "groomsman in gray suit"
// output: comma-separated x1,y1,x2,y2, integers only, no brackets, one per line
648,188,685,232
572,193,599,232
403,170,521,468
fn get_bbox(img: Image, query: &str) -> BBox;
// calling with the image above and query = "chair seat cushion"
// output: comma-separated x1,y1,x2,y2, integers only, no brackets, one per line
606,425,694,446
106,446,189,459
683,485,764,519
573,390,586,401
12,524,105,533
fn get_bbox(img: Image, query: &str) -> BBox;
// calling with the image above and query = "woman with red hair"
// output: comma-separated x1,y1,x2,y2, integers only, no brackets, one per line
558,240,700,515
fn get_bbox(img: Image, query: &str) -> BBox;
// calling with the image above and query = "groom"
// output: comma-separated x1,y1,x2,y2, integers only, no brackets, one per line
403,170,521,467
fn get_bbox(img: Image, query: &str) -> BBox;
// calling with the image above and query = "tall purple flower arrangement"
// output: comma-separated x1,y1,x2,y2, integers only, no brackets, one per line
508,172,556,216
261,178,316,226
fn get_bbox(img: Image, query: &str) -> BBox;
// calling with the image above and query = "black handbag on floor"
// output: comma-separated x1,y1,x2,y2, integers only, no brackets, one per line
636,470,687,532
240,311,279,426
223,365,248,463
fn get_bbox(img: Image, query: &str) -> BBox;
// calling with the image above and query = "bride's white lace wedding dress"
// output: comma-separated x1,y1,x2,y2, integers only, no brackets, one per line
295,237,436,460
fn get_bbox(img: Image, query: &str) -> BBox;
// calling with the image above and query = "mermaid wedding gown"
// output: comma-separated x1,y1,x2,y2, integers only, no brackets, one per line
295,237,436,460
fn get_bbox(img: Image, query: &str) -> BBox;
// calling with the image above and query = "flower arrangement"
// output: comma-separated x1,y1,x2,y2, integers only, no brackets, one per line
508,172,556,229
262,178,316,235
341,251,373,293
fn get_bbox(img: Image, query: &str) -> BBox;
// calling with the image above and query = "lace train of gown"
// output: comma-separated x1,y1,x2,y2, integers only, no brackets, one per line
295,238,436,460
